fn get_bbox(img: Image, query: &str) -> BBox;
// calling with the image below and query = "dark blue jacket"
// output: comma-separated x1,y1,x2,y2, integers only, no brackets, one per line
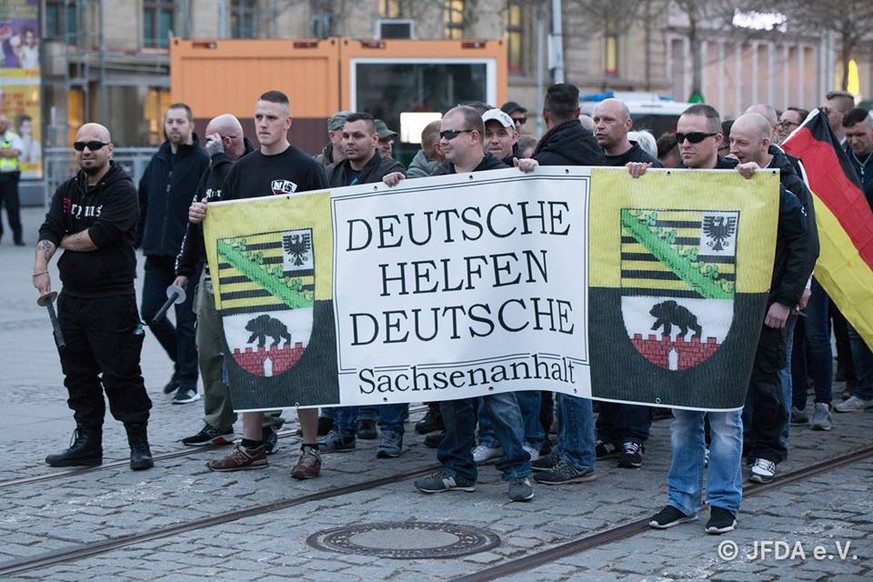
136,135,209,256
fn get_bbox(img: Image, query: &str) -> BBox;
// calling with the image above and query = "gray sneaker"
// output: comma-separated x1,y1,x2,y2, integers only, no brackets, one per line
507,477,534,502
320,429,356,452
533,460,596,485
810,402,833,431
376,431,403,458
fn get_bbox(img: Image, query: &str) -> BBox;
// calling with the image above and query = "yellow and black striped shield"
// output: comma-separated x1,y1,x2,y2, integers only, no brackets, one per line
588,168,779,410
203,192,338,410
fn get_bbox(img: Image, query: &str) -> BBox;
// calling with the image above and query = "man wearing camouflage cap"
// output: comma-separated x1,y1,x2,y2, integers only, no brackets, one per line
315,111,353,166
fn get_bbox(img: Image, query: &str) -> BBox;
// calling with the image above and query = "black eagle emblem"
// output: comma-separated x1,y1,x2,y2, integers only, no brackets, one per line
703,216,736,251
282,232,312,266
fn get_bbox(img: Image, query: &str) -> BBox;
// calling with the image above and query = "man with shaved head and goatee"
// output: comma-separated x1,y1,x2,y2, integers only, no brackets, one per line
34,123,154,471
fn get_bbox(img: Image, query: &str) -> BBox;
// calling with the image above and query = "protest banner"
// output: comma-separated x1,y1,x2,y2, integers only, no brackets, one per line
204,167,779,412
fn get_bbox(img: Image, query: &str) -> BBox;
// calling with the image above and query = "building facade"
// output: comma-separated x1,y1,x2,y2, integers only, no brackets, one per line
34,0,873,149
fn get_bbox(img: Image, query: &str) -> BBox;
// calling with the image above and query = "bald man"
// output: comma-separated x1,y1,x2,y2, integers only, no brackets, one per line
593,98,661,166
730,112,813,483
174,114,286,449
35,123,154,471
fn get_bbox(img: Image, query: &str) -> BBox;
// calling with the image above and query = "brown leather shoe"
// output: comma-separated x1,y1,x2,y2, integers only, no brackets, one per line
291,446,321,480
206,445,267,472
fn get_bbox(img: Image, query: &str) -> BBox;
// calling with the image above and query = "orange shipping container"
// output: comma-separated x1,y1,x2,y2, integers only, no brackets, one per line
170,36,507,156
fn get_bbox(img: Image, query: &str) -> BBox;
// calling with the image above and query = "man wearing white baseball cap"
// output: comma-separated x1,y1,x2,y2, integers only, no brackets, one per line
482,108,520,166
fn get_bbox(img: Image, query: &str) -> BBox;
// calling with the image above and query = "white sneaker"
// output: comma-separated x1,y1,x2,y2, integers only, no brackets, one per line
749,458,777,483
810,402,833,431
522,444,540,462
472,444,503,463
833,396,873,413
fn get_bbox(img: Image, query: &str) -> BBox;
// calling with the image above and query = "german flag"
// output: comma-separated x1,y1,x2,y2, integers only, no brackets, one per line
782,109,873,348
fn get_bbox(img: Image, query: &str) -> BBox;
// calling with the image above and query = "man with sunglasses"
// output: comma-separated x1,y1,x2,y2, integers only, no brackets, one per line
137,103,209,404
501,101,528,134
410,105,535,502
631,105,808,535
776,108,808,144
34,124,154,471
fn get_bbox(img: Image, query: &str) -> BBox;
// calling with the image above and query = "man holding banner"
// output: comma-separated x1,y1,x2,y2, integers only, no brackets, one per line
633,104,809,534
201,90,329,479
409,105,535,502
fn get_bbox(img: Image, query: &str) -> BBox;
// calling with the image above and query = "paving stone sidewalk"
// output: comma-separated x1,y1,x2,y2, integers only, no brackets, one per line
1,207,870,581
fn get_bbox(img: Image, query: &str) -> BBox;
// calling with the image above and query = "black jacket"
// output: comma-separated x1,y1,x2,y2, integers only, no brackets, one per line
136,135,210,257
769,145,819,282
431,152,508,175
326,150,404,187
533,120,605,166
175,139,255,277
605,141,662,167
39,162,139,296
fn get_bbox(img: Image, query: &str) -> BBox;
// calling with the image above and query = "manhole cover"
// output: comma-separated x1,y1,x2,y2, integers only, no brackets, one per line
306,521,501,559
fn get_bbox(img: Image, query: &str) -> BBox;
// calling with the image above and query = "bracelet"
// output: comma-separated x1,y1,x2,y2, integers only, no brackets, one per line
32,271,48,276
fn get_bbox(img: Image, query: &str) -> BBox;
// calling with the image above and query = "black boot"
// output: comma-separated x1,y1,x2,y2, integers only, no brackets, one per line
125,422,154,471
46,429,103,467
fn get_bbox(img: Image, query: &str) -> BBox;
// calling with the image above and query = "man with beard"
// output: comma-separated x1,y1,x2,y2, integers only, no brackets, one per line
137,103,209,403
34,123,153,471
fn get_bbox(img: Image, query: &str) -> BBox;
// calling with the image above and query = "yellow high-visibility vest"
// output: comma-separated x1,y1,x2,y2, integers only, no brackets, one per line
0,133,20,173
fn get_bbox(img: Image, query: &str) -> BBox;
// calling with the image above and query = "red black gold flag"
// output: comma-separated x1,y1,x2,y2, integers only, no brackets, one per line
782,109,873,348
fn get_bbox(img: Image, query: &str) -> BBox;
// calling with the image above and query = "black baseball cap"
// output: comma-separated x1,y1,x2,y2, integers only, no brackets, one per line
501,101,528,115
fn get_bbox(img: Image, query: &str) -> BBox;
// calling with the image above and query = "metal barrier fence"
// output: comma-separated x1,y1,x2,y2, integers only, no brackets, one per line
43,147,158,206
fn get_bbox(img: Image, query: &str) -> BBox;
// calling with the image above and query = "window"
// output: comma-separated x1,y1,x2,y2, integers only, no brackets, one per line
45,0,78,41
144,88,172,145
444,0,464,39
143,0,174,49
380,0,400,18
230,0,257,38
507,1,523,74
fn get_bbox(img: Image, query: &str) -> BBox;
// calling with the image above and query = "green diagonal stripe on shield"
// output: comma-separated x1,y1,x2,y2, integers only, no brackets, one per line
216,229,315,378
619,208,739,371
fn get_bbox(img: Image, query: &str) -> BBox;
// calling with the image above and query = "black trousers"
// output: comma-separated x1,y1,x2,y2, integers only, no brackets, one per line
0,174,22,243
747,324,788,464
58,293,152,430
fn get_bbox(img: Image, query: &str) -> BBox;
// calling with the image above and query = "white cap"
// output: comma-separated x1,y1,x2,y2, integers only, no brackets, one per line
482,108,514,129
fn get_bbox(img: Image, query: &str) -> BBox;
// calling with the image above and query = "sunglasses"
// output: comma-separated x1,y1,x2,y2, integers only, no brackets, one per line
74,140,111,151
440,129,475,140
778,121,799,129
675,132,717,144
512,117,526,124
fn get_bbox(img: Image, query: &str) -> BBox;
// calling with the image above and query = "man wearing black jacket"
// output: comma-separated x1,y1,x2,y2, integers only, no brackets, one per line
409,106,535,503
326,113,403,187
34,123,153,471
323,112,410,458
728,112,817,475
173,114,283,449
137,103,209,403
594,98,662,167
532,83,604,167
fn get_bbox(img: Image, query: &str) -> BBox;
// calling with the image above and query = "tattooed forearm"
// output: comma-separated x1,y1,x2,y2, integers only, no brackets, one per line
36,240,57,263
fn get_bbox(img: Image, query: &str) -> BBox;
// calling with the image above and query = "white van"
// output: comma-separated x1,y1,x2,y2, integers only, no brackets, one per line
580,91,690,138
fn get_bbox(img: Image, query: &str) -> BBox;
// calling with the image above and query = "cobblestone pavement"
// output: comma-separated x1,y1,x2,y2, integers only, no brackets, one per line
1,208,871,581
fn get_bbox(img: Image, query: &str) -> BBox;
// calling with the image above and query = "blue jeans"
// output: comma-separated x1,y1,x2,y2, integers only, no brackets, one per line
595,402,651,445
477,390,544,450
794,279,833,408
667,409,743,516
847,324,873,400
553,393,595,470
333,404,407,436
141,256,200,388
439,393,531,484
